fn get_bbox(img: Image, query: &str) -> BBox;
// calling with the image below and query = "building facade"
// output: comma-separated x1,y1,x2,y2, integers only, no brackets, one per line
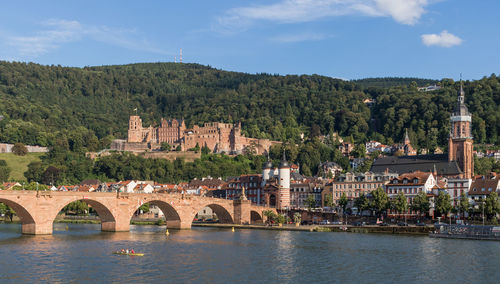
327,171,397,203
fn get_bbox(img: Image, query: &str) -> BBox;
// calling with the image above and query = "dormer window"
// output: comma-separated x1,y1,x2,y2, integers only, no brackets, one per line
413,178,419,184
403,179,408,184
393,179,398,184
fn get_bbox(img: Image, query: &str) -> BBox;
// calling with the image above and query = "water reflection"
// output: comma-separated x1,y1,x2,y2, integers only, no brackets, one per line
0,224,499,283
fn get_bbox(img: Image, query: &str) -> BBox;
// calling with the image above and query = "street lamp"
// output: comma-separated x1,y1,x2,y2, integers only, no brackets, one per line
482,199,485,227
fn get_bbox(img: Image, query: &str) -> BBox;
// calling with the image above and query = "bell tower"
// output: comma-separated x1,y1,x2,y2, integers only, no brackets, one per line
448,81,474,178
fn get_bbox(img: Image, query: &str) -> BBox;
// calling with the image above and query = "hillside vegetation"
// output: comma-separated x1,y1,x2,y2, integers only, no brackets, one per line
0,61,498,153
0,153,43,181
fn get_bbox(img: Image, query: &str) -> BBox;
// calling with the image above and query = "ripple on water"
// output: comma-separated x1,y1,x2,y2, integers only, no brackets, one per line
0,224,499,283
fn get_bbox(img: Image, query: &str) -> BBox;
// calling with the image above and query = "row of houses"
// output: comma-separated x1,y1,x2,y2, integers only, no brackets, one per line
2,172,498,218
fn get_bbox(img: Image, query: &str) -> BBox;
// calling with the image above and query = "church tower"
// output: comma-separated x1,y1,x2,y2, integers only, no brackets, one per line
448,82,474,178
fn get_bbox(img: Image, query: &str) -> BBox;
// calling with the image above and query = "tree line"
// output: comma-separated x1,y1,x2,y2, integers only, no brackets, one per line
0,61,498,154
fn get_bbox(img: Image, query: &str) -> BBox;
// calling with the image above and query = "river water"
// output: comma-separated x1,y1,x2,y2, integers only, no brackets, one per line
0,223,498,283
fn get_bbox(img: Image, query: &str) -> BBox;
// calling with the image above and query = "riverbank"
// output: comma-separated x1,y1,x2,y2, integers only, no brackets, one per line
192,223,434,235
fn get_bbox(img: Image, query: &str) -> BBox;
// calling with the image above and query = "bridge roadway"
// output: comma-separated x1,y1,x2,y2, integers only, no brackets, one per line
0,190,274,235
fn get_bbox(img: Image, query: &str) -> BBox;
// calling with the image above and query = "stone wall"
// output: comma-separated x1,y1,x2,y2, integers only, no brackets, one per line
0,143,48,153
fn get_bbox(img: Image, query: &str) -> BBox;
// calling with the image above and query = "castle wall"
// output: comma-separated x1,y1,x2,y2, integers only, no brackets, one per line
127,115,279,155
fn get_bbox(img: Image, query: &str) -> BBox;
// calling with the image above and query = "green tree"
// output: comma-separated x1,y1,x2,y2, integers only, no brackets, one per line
485,192,500,219
63,201,89,215
138,203,150,214
323,194,334,208
24,161,44,182
435,191,452,217
41,166,62,185
370,187,389,217
276,214,286,224
201,145,211,155
263,210,277,224
338,192,348,213
354,193,370,213
192,143,200,153
395,191,408,215
352,144,366,158
0,160,10,182
306,194,317,211
0,203,15,221
458,192,470,218
12,143,28,156
293,212,301,224
160,142,171,152
411,191,430,218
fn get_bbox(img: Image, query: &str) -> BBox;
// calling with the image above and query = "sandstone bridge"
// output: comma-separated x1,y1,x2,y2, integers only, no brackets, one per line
0,190,275,235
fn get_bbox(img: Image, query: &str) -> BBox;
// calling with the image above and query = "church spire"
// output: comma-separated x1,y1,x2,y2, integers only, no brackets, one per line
458,73,465,103
404,128,410,145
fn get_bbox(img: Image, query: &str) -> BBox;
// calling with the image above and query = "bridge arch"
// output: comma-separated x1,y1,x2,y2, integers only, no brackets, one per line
0,198,37,234
127,200,182,229
52,198,117,232
250,210,263,224
189,202,234,226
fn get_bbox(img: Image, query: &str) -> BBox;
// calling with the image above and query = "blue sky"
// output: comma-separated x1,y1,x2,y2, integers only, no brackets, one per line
0,0,498,80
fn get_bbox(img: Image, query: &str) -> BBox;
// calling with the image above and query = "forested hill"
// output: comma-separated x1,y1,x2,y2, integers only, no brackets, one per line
0,61,498,152
352,77,438,88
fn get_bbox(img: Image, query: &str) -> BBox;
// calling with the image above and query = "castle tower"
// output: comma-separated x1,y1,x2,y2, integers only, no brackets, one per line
448,82,474,178
262,155,273,186
278,151,291,209
128,115,143,143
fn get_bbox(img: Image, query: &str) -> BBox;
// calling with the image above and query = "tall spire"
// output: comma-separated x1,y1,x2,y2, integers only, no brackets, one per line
279,149,289,168
404,128,410,145
453,74,470,116
459,73,465,102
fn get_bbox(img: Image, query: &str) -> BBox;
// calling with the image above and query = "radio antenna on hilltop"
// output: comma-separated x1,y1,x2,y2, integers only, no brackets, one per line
174,56,177,63
180,48,182,63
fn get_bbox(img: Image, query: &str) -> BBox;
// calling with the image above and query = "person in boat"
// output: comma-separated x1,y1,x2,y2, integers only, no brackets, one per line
126,249,129,254
120,249,125,253
130,249,135,254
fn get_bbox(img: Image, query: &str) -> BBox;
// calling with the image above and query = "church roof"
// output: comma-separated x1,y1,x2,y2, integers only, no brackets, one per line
370,154,463,176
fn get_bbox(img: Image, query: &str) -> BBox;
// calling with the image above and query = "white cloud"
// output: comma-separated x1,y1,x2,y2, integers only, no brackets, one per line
215,0,431,34
421,30,463,47
375,0,428,25
272,32,331,43
3,19,168,58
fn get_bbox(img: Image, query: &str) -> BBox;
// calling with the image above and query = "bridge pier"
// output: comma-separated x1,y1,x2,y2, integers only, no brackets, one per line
233,200,251,225
22,222,53,235
101,221,130,232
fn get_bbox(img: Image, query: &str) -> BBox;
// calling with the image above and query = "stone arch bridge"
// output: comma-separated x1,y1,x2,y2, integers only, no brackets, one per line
0,191,275,235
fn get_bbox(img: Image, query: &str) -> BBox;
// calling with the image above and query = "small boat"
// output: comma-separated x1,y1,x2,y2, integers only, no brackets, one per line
113,251,144,256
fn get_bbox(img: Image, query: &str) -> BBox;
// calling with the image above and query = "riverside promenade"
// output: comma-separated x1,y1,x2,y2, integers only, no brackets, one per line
192,223,434,235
